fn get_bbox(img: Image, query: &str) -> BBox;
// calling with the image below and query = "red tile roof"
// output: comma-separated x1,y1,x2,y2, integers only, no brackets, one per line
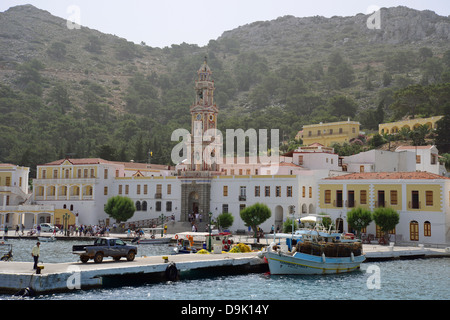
396,145,435,150
40,158,112,166
39,158,174,170
325,171,449,180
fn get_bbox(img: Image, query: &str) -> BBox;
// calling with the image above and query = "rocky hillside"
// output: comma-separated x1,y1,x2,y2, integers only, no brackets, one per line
0,4,449,171
220,6,450,49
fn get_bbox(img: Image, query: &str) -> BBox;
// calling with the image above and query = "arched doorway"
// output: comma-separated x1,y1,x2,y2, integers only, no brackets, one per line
410,220,419,241
188,192,199,216
274,205,283,232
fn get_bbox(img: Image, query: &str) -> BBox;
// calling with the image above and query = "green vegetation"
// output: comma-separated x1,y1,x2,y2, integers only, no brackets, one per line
346,207,373,239
104,195,136,223
372,207,400,244
1,6,449,174
216,212,234,230
239,203,271,237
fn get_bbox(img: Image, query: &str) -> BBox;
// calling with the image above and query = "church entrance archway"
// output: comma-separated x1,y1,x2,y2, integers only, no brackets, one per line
189,192,199,215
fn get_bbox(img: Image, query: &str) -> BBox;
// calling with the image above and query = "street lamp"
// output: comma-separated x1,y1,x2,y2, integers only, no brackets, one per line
159,213,165,237
208,212,213,252
63,213,70,237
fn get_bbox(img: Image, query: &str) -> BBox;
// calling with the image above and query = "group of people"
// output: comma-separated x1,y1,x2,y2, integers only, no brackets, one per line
188,212,203,223
66,224,111,237
189,212,204,233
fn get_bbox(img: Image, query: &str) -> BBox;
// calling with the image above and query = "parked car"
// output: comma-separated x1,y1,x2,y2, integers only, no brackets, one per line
73,237,137,263
39,223,59,233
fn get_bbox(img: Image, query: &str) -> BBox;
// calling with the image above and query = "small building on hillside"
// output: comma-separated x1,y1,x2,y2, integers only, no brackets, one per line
378,116,443,135
302,119,360,147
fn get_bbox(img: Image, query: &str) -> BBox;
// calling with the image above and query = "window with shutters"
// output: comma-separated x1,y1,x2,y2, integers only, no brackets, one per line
287,186,292,197
424,221,431,237
390,190,398,205
276,186,281,197
360,190,367,204
265,186,270,197
324,190,331,204
426,191,433,206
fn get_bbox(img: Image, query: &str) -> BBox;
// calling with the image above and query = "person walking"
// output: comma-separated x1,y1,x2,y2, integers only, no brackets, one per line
31,242,40,270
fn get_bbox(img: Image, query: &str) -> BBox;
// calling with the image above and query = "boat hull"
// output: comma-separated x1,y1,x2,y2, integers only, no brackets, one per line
265,251,365,275
38,237,56,242
137,238,171,244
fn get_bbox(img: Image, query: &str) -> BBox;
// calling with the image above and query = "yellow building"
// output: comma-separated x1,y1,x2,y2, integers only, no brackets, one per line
1,163,54,228
378,116,443,135
302,119,360,147
318,171,450,244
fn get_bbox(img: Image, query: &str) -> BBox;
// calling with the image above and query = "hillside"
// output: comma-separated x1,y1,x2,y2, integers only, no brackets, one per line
0,4,449,174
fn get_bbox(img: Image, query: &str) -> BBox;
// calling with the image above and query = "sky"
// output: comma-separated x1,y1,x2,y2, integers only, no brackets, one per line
0,0,449,48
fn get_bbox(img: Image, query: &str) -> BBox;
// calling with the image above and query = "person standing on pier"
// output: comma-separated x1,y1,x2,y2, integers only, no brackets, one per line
31,242,40,270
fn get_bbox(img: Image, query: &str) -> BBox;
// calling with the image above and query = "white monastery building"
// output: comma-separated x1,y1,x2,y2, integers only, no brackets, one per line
2,59,448,246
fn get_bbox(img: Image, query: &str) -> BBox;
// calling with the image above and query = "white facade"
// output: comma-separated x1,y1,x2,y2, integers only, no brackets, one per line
395,145,447,176
113,176,182,224
342,149,416,173
210,175,297,232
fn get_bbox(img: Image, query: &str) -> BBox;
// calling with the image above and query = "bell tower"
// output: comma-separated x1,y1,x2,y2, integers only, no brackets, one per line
188,57,220,172
180,58,219,222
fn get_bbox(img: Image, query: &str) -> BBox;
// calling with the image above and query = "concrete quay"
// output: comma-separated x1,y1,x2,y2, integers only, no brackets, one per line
362,243,450,261
1,232,449,296
0,252,267,295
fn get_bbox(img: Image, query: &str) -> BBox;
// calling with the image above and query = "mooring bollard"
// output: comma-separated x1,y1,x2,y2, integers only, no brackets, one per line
36,265,44,274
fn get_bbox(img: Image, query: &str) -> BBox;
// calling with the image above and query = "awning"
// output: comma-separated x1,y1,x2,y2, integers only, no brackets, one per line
300,215,317,223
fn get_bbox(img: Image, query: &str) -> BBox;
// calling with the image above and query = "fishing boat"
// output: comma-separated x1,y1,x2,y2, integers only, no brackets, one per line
262,215,365,275
132,228,172,244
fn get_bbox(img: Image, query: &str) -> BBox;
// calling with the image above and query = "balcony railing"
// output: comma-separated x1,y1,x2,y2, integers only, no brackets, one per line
239,195,246,201
34,178,98,185
408,201,421,209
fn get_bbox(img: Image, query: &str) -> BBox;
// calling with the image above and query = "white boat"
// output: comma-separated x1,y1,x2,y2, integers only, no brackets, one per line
38,236,57,242
136,237,171,244
132,228,171,245
262,217,365,275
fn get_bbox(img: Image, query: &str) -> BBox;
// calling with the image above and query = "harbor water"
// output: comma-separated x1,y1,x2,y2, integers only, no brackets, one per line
0,238,449,300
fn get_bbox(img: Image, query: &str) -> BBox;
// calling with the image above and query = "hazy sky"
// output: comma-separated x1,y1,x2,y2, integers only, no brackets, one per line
1,0,449,48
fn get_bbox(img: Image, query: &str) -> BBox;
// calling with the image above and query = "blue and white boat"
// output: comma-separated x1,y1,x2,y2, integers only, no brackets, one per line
262,224,365,275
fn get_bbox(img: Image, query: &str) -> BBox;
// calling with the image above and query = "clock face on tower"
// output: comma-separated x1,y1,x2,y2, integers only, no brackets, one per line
196,113,202,121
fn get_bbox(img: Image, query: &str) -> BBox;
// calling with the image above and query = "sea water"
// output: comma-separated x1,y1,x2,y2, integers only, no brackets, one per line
1,238,449,300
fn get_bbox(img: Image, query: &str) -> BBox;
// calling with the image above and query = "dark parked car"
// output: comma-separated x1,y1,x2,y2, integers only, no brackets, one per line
73,237,137,263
